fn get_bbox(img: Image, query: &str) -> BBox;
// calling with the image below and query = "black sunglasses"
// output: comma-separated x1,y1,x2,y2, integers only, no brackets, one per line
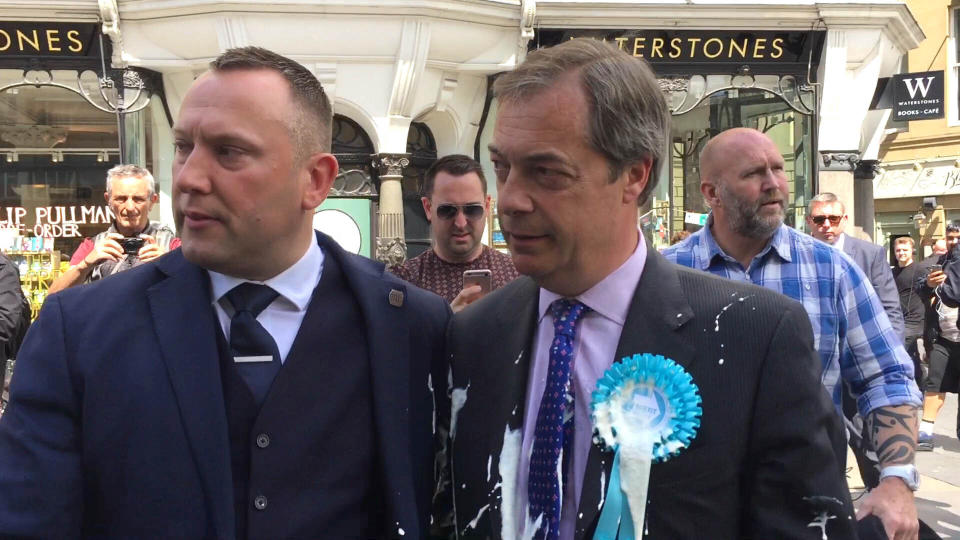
811,215,843,226
436,204,485,221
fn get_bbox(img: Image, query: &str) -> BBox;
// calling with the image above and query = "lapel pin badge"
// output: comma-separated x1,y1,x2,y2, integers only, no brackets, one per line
389,289,404,307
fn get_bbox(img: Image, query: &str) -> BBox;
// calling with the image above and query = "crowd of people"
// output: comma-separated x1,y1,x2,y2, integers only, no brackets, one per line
0,38,949,539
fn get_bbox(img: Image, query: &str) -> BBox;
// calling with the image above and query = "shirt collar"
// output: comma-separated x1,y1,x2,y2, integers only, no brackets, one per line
832,233,846,251
537,229,647,326
698,216,792,269
208,236,324,312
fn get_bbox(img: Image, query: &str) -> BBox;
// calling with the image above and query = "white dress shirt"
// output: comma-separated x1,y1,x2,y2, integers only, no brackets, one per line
208,237,324,363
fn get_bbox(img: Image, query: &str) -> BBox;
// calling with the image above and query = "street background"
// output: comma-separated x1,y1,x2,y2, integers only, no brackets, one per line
851,394,960,537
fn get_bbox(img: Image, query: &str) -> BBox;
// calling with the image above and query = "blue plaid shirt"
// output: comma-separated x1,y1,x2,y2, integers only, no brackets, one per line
662,221,921,417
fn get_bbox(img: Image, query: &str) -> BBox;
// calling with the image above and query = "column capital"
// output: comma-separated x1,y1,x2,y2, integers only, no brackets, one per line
373,153,411,177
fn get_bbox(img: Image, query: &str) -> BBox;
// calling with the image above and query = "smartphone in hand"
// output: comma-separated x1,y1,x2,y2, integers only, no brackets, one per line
462,269,493,295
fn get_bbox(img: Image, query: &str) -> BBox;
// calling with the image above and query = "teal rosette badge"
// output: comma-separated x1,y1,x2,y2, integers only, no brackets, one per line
590,353,702,540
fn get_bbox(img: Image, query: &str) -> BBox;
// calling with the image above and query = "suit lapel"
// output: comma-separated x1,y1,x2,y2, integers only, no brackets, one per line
320,233,418,536
487,277,540,535
575,246,696,538
147,252,234,539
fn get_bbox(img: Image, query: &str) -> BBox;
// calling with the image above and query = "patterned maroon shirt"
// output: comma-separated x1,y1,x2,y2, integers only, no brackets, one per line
390,246,520,303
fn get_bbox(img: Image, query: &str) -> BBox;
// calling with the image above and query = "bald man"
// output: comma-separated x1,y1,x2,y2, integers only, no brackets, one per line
663,128,922,539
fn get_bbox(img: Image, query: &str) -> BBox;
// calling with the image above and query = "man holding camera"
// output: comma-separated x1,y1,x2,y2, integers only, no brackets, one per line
49,164,179,293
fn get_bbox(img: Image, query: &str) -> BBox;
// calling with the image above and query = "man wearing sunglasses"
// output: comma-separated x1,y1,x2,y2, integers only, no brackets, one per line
392,154,518,313
806,192,904,340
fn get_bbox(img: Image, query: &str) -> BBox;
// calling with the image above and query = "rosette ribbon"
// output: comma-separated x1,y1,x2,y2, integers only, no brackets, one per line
590,353,702,540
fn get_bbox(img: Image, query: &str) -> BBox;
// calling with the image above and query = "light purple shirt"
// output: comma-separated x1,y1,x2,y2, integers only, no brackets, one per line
515,233,647,538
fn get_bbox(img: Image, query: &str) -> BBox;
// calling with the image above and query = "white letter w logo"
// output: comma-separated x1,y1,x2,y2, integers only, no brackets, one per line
903,77,935,99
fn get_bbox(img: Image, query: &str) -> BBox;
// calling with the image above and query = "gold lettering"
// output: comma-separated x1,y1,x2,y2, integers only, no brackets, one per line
67,30,82,52
45,29,61,52
771,37,784,59
615,37,628,51
753,38,767,58
633,37,646,57
669,37,682,58
729,38,748,58
16,29,40,52
0,30,10,52
688,37,701,58
651,38,664,58
703,38,723,59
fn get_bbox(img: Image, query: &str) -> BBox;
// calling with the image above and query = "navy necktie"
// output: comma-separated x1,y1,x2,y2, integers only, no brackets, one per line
528,298,590,540
224,283,281,406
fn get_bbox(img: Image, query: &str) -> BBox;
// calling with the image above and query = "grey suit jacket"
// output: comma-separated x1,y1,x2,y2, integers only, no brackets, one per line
841,233,905,339
440,245,856,539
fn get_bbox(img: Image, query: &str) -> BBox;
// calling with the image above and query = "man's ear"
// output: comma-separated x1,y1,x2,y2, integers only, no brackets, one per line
301,153,339,210
421,197,433,224
103,191,111,204
701,180,720,208
622,156,653,204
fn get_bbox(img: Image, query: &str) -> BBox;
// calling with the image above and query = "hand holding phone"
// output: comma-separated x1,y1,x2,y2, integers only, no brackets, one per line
462,269,493,295
453,269,493,313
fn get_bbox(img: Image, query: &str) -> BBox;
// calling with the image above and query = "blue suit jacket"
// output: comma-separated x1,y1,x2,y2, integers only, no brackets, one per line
0,232,450,539
840,233,904,339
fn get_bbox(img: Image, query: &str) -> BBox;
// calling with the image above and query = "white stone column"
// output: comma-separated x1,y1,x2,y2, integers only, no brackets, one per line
374,153,410,267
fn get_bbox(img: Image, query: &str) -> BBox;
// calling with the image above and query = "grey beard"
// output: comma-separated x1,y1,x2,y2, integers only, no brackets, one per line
730,210,782,239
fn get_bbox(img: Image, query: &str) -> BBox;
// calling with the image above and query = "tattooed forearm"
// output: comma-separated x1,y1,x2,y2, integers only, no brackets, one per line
865,404,918,467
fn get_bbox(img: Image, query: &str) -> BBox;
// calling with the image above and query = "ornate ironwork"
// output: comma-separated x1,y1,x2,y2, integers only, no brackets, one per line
661,73,816,116
0,68,152,115
330,169,377,197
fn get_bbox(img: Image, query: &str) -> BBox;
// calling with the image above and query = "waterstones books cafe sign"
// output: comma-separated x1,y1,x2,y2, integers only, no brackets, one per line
892,71,944,121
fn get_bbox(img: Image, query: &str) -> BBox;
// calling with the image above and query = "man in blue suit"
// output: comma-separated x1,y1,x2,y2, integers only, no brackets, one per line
0,47,449,539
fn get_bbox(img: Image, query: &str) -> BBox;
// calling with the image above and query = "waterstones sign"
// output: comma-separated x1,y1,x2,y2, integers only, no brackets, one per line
892,71,945,121
0,22,98,58
533,29,825,70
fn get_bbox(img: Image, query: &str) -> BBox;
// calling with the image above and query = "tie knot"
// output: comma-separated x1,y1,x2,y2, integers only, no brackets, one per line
550,298,590,338
224,283,279,318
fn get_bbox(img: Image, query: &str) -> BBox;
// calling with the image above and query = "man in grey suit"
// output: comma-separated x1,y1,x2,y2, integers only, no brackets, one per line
806,192,904,338
437,38,855,540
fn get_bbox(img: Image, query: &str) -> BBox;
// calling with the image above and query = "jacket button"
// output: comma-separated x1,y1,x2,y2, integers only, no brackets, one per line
254,495,268,510
256,433,270,448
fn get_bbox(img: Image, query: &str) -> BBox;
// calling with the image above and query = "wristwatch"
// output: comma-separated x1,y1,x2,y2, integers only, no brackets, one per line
879,464,920,491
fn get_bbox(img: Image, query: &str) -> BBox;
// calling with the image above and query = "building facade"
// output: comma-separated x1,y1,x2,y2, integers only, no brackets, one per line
874,0,960,260
0,0,923,267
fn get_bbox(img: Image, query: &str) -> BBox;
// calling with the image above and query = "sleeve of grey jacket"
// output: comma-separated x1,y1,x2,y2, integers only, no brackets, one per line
869,245,904,339
744,301,857,539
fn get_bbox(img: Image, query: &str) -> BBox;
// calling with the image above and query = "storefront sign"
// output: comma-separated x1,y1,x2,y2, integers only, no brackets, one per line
0,22,98,58
0,205,113,238
684,211,708,227
533,29,825,74
892,71,944,121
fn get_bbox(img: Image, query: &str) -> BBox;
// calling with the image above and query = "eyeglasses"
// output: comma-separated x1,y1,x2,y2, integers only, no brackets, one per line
811,215,843,226
435,204,485,221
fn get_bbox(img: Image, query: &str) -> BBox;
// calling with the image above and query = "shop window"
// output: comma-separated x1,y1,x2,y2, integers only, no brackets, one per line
332,114,375,177
403,122,437,259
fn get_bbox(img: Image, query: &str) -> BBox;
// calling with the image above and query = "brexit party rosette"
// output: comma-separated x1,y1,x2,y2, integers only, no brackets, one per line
590,353,702,540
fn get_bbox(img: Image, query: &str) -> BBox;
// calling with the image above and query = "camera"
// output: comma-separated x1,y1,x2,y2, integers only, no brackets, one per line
119,237,145,255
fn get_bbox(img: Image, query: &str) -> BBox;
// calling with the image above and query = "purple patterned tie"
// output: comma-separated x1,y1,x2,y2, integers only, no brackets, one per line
528,298,590,540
